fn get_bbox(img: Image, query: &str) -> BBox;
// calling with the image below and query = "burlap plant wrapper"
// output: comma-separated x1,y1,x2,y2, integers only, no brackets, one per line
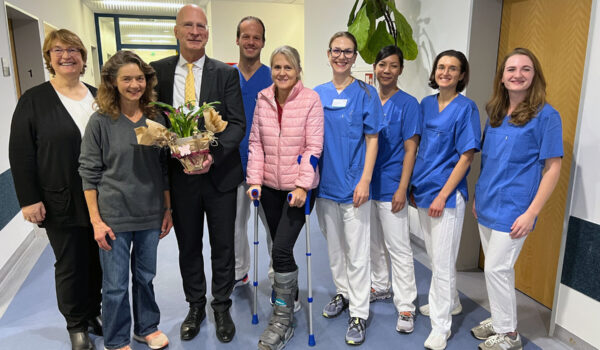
135,119,172,147
134,107,228,172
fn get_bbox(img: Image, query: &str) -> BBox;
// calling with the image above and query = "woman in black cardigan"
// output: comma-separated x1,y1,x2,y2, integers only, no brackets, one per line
8,29,101,350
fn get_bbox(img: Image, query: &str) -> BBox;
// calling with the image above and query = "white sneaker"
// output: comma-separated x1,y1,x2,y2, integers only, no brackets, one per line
419,303,462,317
424,330,451,350
395,311,414,333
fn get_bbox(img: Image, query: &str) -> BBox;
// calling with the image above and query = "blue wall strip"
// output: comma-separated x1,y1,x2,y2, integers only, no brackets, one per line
561,216,600,302
0,169,21,230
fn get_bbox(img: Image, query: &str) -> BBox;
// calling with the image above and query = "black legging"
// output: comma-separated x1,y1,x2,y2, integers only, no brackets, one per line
260,186,316,273
46,226,102,333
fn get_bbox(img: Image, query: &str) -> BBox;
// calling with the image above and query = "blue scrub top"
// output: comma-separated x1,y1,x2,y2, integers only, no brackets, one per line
315,80,383,204
235,64,272,174
475,104,563,232
372,89,422,202
411,93,481,208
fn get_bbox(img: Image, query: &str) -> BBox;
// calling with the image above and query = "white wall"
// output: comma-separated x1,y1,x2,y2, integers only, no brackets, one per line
554,1,600,347
0,0,96,273
304,0,496,269
208,0,304,66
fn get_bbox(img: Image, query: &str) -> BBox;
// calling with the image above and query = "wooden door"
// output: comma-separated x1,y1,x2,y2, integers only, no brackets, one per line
479,0,592,308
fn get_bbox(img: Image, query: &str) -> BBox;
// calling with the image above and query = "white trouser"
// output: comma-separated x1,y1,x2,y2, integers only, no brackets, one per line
234,182,273,282
370,201,417,312
317,198,371,320
417,192,465,334
478,224,526,334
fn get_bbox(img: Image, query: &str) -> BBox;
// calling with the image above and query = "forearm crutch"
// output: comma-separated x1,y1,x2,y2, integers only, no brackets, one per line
251,188,260,325
288,154,318,346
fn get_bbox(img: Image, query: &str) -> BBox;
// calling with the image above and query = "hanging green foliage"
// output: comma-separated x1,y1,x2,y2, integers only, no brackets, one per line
347,0,418,63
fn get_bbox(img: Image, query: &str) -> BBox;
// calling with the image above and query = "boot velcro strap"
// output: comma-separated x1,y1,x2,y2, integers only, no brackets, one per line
263,321,287,339
273,286,293,294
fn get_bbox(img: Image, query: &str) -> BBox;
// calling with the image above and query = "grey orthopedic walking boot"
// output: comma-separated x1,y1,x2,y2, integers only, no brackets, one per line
258,269,298,350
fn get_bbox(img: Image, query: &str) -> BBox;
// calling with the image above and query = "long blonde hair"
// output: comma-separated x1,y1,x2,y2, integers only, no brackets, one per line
486,48,546,127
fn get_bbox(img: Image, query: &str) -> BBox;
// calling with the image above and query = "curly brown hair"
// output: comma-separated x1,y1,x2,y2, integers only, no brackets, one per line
42,29,87,76
486,48,546,127
96,50,158,120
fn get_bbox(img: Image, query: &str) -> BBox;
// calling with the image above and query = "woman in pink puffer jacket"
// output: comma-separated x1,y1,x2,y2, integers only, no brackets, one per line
246,45,323,350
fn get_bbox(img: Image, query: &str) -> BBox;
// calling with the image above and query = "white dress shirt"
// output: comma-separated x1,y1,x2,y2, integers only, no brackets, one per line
173,55,205,107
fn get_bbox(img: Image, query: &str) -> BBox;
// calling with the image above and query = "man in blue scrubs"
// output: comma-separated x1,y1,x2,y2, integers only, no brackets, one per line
233,16,273,288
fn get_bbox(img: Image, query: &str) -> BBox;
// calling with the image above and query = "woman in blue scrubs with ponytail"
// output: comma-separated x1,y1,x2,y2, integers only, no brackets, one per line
369,45,421,333
314,31,383,346
471,48,562,350
411,50,481,350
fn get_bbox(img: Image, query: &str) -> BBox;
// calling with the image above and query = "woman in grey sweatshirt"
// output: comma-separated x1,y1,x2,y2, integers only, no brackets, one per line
79,50,171,350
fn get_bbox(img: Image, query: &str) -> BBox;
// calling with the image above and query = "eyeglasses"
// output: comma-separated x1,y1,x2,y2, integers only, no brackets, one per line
329,48,356,59
49,47,81,56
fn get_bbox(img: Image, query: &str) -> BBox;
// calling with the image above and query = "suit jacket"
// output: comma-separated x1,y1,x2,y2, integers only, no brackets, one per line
150,55,245,192
8,81,97,228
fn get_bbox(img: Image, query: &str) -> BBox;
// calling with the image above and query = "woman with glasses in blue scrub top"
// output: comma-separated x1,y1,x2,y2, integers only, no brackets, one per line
410,50,481,350
314,31,383,346
471,48,562,350
368,45,421,334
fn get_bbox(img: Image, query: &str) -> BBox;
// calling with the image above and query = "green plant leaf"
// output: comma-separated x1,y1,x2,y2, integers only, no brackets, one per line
347,0,362,26
387,0,418,60
359,20,395,64
366,0,384,19
348,5,371,51
150,101,176,113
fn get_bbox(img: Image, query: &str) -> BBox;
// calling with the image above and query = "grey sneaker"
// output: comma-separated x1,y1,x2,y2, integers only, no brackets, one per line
419,302,462,317
369,288,392,303
395,311,415,333
345,317,367,345
471,318,496,340
478,333,522,350
322,294,349,318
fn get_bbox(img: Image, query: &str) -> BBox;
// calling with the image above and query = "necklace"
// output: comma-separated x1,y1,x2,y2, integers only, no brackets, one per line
333,76,354,90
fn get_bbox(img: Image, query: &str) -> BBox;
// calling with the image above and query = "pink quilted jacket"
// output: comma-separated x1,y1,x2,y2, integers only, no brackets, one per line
246,80,324,191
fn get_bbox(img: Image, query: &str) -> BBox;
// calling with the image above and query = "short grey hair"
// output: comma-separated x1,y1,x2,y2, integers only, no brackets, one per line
270,45,302,79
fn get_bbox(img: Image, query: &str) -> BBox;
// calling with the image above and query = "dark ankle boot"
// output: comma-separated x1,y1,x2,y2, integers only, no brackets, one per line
69,331,95,350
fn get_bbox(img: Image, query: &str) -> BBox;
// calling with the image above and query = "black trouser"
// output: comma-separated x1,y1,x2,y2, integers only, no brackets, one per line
170,171,236,313
260,186,316,273
45,226,102,333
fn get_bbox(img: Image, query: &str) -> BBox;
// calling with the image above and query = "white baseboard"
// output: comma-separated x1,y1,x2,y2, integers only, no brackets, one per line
0,227,48,318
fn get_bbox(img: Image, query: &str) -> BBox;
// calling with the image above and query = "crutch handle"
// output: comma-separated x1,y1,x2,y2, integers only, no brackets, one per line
251,189,259,207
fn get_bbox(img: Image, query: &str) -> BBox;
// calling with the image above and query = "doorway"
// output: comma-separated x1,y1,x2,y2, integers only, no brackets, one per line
5,4,44,99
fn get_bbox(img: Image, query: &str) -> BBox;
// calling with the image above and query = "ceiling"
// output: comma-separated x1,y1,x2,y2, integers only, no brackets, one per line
83,0,303,16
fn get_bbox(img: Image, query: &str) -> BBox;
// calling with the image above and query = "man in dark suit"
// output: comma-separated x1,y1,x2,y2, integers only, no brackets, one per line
150,4,245,343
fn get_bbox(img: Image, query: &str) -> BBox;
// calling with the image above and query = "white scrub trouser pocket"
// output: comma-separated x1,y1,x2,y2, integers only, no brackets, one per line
317,198,371,320
234,183,273,283
371,201,417,312
417,192,465,334
478,224,526,334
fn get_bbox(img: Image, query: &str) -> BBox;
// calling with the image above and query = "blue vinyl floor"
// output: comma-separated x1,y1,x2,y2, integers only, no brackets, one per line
0,212,541,349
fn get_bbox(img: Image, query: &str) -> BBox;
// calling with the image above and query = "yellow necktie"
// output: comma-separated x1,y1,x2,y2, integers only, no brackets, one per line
185,63,196,107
